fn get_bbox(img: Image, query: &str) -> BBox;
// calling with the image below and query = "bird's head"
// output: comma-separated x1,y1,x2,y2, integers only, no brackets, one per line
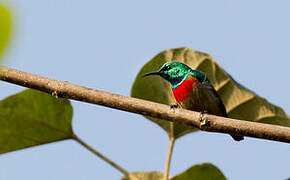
142,62,192,86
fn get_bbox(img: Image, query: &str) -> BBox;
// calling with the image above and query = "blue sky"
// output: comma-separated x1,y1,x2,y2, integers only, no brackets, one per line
1,0,290,179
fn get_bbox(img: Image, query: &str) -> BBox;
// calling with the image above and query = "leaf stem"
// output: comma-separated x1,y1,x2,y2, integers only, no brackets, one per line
72,134,129,176
164,122,175,180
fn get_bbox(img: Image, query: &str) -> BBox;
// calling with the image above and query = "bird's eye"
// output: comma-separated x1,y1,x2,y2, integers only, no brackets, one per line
163,66,171,71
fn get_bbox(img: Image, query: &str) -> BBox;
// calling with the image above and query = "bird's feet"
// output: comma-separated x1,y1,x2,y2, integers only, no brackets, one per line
199,110,210,128
170,104,180,109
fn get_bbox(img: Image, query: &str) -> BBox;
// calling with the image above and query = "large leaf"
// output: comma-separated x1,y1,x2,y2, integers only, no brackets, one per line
131,47,289,138
121,163,225,180
121,171,164,180
0,89,73,154
172,163,226,180
0,3,12,60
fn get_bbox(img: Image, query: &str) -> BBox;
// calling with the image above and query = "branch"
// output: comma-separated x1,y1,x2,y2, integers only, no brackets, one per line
1,66,290,143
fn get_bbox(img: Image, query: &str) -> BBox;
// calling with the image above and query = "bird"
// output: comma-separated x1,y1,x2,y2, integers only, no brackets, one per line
142,61,244,141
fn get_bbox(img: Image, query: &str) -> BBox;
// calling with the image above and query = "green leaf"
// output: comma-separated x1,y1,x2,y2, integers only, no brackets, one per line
172,163,226,180
121,164,225,180
0,89,73,154
121,171,164,180
131,47,289,138
0,3,12,60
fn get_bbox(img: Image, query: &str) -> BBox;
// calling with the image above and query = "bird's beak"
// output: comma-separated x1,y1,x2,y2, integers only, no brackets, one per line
141,71,161,78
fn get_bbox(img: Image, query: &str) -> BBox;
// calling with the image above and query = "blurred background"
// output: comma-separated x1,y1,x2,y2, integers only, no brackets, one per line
0,0,290,179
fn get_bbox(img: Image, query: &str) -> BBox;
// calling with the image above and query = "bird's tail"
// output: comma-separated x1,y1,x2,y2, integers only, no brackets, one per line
231,134,244,141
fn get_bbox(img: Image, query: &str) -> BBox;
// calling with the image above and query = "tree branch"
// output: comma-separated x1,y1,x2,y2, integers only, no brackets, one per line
1,66,290,143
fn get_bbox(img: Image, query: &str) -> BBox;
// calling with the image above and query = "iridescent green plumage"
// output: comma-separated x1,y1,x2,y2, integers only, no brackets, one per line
143,62,244,141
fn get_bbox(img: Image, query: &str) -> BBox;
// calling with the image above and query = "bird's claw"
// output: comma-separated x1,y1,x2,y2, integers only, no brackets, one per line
199,110,210,128
170,104,180,109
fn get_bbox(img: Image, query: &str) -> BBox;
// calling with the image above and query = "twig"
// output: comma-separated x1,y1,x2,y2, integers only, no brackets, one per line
164,122,175,180
72,134,129,176
1,66,290,143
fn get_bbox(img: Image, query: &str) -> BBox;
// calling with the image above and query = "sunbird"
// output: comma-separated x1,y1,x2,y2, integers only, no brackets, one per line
142,62,244,141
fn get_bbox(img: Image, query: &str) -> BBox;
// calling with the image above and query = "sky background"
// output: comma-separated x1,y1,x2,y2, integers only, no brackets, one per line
1,0,290,179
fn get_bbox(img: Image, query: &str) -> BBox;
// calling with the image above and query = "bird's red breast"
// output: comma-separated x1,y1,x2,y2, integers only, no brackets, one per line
172,75,197,102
